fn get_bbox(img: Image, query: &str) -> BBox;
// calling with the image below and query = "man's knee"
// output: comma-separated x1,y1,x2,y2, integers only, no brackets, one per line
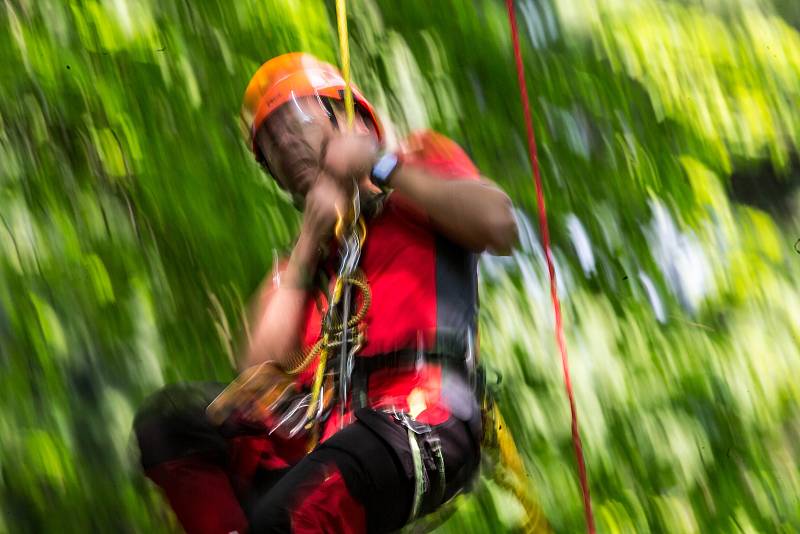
249,462,366,534
248,487,295,533
133,383,226,469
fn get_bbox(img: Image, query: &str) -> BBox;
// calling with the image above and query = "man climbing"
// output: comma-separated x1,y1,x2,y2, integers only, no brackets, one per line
133,52,518,533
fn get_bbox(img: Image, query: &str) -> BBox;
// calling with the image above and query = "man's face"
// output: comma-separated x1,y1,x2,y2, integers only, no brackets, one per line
255,96,376,203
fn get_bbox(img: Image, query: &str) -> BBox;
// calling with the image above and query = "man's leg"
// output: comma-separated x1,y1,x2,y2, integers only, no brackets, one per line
249,419,408,534
133,382,307,534
249,410,479,534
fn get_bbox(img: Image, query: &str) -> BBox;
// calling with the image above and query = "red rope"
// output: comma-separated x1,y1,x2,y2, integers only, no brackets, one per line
504,1,596,532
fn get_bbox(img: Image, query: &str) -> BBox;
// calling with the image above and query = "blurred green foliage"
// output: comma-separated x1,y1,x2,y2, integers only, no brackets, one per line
1,0,799,532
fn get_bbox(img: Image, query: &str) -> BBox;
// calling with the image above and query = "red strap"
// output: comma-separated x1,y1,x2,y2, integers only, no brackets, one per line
504,2,596,532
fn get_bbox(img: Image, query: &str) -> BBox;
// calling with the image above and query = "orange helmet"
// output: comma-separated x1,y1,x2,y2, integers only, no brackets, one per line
241,52,382,162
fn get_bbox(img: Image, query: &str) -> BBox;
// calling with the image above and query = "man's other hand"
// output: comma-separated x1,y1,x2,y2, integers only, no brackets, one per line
322,133,379,183
302,174,352,245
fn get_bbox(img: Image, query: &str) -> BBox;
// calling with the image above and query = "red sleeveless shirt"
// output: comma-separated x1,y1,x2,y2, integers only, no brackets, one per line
296,130,481,435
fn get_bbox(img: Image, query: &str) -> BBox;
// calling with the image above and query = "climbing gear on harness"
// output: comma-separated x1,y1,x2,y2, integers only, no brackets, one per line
205,361,296,427
505,1,594,531
205,192,372,446
391,411,447,523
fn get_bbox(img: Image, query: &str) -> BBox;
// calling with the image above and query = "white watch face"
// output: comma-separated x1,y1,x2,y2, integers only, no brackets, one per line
374,153,399,181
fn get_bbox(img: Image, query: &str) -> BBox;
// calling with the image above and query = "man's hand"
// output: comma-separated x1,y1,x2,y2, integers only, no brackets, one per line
321,133,379,184
302,173,352,245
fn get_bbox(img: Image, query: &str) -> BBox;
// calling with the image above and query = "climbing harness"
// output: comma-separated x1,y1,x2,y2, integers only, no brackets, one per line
505,1,595,532
333,6,459,517
393,411,447,524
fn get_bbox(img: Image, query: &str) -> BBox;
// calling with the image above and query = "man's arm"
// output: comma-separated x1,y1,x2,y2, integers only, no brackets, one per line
240,176,347,371
323,132,519,255
389,166,518,255
240,228,320,371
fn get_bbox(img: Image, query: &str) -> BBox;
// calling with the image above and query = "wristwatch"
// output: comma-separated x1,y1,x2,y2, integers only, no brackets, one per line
370,151,402,189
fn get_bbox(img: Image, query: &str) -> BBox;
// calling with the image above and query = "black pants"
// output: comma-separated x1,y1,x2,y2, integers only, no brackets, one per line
133,382,481,533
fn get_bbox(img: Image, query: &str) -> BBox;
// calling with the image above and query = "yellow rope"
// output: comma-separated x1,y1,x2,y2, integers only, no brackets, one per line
305,339,329,418
336,0,355,127
491,405,551,533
